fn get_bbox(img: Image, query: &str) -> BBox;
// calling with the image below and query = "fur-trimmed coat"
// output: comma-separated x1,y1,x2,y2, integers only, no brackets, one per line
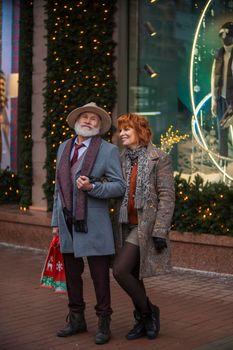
115,143,175,279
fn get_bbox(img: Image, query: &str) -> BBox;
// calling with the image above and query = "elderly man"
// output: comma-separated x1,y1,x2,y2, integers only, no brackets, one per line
51,102,125,345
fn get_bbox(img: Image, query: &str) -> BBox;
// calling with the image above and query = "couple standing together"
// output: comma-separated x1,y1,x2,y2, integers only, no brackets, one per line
51,102,175,345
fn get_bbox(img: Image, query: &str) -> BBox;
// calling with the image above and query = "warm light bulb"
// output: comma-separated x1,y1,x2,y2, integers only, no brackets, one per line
145,22,156,37
144,64,157,78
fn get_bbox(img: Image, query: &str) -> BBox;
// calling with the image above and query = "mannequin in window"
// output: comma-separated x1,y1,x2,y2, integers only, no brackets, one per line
211,22,233,158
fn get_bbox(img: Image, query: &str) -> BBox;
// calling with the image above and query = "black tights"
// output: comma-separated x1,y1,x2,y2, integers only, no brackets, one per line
113,242,149,314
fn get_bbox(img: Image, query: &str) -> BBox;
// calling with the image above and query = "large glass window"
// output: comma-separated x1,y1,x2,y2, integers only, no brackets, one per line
128,0,233,181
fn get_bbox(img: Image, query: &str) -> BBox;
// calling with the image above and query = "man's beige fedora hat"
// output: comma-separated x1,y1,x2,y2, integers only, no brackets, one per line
66,102,111,135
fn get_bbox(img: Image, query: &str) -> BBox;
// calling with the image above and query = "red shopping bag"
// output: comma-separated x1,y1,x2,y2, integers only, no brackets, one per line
40,235,67,293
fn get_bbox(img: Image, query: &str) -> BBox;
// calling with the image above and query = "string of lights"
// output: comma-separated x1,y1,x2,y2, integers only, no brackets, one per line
17,0,33,210
172,173,233,235
43,1,117,210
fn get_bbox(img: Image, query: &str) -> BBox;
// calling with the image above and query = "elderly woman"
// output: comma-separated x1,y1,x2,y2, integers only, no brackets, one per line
113,113,175,341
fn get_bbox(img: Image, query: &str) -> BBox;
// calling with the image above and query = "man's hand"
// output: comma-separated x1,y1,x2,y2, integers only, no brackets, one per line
153,237,167,254
52,226,59,236
76,175,93,191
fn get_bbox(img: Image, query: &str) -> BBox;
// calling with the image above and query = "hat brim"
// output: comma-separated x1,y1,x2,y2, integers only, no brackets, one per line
66,106,111,135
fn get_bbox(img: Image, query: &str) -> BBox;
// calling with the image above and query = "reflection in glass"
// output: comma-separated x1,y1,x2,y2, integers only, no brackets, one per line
128,0,233,183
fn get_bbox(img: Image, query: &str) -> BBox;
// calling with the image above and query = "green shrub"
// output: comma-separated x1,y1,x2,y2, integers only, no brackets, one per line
0,169,20,204
172,173,233,236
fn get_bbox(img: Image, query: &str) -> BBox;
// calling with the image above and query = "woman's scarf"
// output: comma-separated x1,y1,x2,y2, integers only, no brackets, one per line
119,146,150,223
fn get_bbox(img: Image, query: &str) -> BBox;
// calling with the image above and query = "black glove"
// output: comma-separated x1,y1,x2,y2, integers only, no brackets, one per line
153,237,167,254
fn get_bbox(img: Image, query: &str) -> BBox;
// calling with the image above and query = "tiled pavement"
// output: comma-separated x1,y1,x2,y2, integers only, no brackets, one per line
1,244,233,350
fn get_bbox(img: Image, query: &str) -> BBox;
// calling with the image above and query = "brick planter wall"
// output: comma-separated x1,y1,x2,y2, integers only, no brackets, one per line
170,231,233,275
0,205,51,250
0,206,233,275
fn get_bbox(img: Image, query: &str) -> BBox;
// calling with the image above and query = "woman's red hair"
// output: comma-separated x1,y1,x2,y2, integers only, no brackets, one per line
117,113,152,146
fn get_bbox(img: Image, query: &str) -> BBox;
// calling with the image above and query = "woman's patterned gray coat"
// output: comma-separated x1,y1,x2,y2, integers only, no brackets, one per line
115,143,175,279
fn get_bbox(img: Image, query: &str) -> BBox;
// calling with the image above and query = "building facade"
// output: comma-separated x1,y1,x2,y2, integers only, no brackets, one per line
0,0,233,211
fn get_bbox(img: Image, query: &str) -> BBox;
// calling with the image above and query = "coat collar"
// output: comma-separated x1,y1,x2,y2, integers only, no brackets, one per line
147,142,160,160
147,142,160,174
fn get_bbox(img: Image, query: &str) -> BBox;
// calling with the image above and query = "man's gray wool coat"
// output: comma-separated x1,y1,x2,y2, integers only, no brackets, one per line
51,138,126,257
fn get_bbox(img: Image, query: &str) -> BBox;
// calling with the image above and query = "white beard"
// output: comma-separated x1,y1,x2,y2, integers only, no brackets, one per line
74,121,100,137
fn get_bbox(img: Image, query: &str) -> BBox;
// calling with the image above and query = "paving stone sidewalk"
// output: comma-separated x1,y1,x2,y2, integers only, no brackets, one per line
0,244,233,350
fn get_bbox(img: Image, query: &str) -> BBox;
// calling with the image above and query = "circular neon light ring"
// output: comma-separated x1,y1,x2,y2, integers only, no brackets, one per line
189,0,233,181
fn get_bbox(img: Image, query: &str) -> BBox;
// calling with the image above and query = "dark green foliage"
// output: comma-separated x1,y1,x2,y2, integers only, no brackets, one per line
43,1,117,210
0,169,20,204
1,166,233,236
172,173,233,236
17,1,33,207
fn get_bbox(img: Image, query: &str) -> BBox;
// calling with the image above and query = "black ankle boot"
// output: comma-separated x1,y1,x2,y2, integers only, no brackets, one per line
126,309,146,340
149,299,160,333
142,299,160,340
95,315,111,344
56,312,87,337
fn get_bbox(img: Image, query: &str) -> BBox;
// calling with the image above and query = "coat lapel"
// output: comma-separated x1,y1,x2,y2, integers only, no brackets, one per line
72,151,87,177
120,149,127,179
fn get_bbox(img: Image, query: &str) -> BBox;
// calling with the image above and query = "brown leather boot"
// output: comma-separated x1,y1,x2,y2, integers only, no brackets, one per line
95,315,111,344
56,312,87,337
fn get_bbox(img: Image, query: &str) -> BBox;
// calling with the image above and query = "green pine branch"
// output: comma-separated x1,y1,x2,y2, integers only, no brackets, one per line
43,0,117,210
